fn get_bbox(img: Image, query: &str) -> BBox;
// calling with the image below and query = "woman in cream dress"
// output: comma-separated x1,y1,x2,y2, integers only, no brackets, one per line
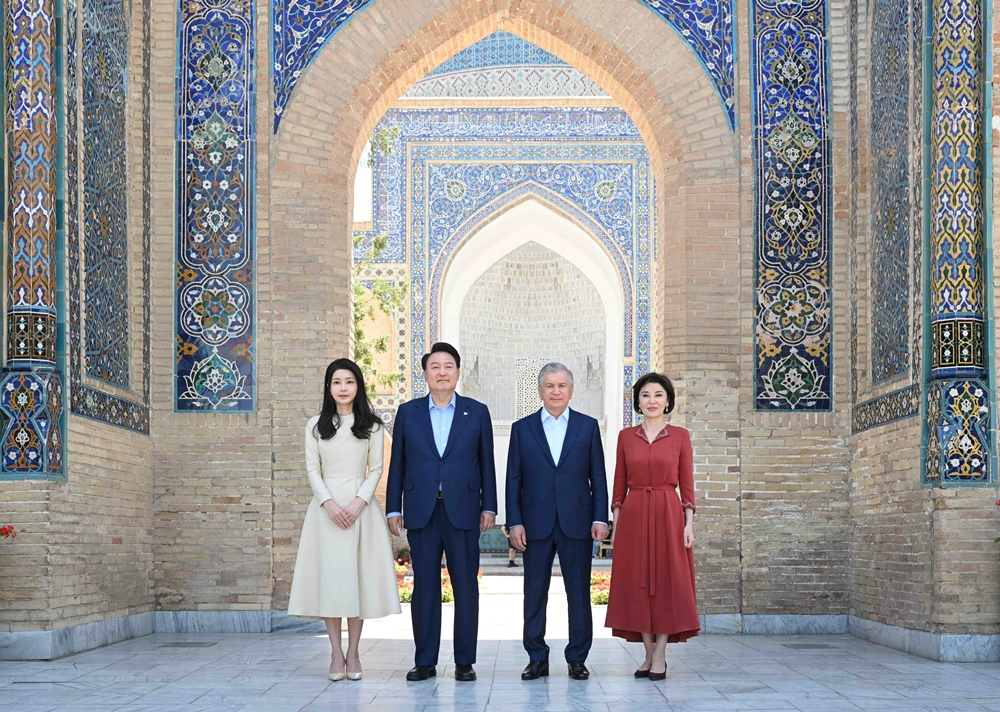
288,358,401,681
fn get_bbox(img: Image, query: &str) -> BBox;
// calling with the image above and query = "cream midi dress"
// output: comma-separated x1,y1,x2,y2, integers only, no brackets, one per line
287,414,401,619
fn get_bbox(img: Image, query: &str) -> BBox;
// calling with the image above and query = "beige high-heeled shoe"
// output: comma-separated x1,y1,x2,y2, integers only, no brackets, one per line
346,654,362,680
329,654,346,681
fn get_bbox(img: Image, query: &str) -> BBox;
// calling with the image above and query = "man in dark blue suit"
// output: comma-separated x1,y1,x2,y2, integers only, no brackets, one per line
386,342,497,682
506,363,609,681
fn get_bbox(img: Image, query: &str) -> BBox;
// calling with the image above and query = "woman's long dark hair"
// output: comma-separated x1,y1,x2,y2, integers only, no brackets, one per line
315,358,379,440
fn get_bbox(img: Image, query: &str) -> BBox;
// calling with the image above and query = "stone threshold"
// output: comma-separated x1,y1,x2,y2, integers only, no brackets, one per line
3,611,997,662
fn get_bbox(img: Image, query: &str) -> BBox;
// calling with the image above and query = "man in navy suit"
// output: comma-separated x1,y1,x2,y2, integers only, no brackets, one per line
386,342,497,682
506,363,609,681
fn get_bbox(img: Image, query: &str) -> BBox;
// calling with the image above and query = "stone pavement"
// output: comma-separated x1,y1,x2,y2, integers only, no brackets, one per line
1,579,999,712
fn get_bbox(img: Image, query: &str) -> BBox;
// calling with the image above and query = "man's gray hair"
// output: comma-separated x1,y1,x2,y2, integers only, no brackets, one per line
538,362,574,387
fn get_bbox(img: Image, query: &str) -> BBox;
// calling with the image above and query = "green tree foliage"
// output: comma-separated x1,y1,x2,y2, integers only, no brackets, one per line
353,123,407,399
353,233,407,399
366,125,402,169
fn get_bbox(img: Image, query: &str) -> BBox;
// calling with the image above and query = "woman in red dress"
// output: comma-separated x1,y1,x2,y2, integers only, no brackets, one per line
605,372,699,680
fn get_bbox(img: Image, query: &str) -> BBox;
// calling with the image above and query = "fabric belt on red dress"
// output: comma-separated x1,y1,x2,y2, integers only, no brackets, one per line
637,486,672,597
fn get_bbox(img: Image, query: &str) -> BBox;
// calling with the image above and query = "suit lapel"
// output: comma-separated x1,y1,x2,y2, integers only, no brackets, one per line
556,409,584,468
413,395,439,456
441,394,472,460
527,409,557,470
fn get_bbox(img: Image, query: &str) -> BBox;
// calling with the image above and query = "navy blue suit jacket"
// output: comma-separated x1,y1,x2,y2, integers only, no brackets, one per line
505,408,609,541
386,394,497,531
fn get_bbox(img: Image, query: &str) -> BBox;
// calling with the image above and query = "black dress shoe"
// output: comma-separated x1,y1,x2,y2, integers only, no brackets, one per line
455,663,477,681
567,661,589,680
521,660,549,680
406,665,436,681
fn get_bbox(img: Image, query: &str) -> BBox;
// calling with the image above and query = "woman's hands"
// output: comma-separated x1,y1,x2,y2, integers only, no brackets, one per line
683,522,694,548
322,497,367,529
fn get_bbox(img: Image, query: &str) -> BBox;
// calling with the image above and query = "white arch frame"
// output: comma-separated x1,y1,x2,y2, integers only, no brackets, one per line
440,199,625,513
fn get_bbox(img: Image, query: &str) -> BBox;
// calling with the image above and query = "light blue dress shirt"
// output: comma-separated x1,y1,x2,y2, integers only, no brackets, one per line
540,408,604,527
429,392,457,458
540,407,569,465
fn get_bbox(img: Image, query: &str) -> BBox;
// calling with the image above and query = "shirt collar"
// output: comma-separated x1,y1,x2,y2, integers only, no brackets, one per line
541,408,569,424
429,392,457,411
635,423,670,443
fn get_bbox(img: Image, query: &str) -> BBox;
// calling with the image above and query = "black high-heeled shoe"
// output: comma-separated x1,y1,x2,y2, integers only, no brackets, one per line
648,661,667,681
634,668,650,678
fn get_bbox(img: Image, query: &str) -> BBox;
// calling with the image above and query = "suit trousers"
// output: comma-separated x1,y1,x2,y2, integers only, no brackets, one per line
522,515,594,663
408,498,481,666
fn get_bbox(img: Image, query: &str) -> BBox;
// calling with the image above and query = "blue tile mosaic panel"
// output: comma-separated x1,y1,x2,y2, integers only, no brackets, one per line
66,0,151,432
176,0,256,411
361,107,652,429
924,0,993,484
82,0,130,388
869,0,910,383
2,0,64,474
854,0,925,433
271,2,736,131
751,0,832,411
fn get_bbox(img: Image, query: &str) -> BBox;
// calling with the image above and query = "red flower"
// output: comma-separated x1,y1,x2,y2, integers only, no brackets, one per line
0,525,16,539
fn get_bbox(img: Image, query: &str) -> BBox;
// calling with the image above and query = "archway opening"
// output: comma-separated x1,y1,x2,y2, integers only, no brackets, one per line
440,198,626,521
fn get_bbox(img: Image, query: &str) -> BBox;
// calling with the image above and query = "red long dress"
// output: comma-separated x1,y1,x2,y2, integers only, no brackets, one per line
604,424,700,642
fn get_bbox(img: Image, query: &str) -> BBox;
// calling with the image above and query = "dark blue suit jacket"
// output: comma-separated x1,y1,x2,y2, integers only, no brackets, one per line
386,394,497,531
505,408,609,541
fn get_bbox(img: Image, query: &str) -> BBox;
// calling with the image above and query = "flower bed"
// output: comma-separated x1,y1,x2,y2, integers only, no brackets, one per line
397,564,484,604
590,571,610,605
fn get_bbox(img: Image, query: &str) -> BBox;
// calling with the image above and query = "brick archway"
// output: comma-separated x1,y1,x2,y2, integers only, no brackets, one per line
268,0,742,607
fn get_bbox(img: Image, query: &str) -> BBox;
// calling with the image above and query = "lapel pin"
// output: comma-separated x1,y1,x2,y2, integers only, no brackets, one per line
463,412,468,416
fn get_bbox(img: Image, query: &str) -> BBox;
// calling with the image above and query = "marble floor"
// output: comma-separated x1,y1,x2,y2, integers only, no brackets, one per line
2,580,999,712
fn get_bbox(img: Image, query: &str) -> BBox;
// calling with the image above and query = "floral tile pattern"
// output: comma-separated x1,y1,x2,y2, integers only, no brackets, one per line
271,1,736,132
751,0,832,410
175,0,256,411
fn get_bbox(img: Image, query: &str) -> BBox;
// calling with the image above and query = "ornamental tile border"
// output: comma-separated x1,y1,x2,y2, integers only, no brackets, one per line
852,385,920,433
271,2,736,132
360,106,652,431
66,0,150,433
175,0,256,411
751,0,832,411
